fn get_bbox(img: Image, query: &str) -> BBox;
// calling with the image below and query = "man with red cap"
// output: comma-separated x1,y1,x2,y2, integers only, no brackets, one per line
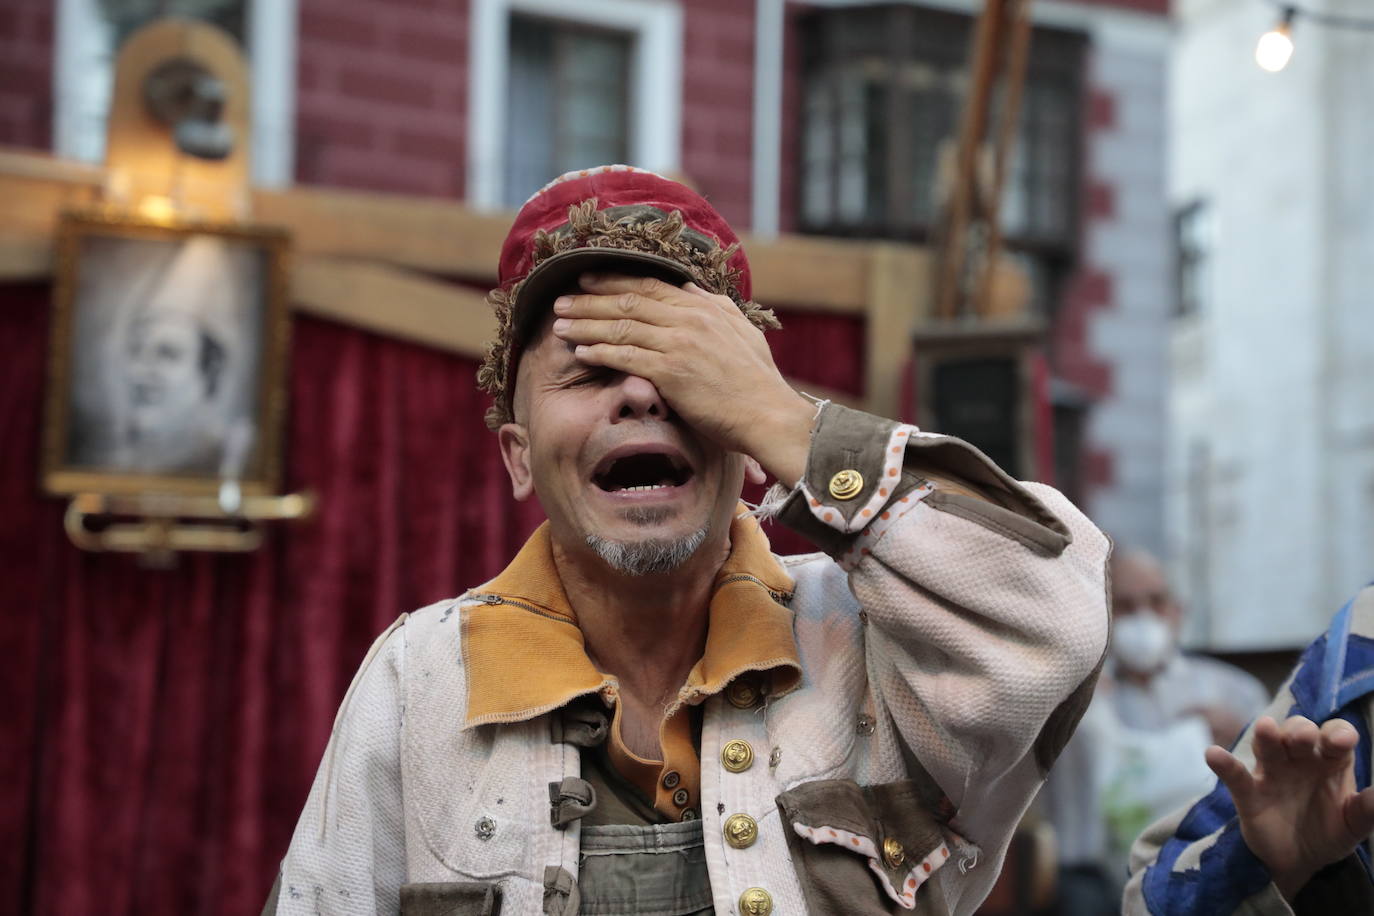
267,166,1111,915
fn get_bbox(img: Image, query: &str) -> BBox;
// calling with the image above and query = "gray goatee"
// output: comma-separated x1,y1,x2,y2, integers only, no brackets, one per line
585,507,708,576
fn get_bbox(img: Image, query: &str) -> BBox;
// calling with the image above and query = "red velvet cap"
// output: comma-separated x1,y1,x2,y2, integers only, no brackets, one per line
477,165,776,429
498,165,752,300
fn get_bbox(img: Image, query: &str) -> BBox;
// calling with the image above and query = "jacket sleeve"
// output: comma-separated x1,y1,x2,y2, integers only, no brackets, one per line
265,616,410,916
1122,643,1374,915
771,403,1111,907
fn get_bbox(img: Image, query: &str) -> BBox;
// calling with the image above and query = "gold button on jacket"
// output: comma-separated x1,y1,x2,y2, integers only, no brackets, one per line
739,887,773,915
723,813,759,849
883,836,906,868
828,468,864,500
721,739,754,772
725,679,760,708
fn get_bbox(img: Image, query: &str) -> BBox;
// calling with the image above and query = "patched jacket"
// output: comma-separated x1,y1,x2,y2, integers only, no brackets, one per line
1123,585,1374,915
268,404,1111,915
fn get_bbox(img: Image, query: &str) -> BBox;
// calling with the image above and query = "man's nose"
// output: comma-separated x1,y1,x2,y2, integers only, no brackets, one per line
612,374,670,421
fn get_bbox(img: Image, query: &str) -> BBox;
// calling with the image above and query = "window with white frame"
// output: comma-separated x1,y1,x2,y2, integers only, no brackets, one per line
505,16,632,207
53,0,297,186
799,4,1085,319
468,0,682,210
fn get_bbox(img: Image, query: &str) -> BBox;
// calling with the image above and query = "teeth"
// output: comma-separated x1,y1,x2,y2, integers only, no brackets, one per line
620,484,671,492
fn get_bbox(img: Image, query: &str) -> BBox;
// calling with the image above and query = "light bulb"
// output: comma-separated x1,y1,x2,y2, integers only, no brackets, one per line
1256,8,1296,73
1255,27,1293,71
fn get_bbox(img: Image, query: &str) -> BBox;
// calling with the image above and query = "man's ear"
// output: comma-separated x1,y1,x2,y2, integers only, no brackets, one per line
743,455,767,487
498,423,534,501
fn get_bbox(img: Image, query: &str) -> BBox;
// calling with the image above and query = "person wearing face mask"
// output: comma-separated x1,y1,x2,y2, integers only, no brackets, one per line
1109,549,1268,746
1040,548,1268,914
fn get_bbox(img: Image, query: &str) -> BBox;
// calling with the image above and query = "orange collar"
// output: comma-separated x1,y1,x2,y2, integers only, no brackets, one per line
461,510,801,728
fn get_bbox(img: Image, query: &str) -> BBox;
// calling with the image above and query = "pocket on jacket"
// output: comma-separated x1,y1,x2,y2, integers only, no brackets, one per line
399,881,502,916
776,779,956,914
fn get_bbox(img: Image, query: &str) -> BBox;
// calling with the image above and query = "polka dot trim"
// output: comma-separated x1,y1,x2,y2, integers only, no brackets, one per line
837,480,936,572
791,822,951,909
522,164,654,206
800,424,922,535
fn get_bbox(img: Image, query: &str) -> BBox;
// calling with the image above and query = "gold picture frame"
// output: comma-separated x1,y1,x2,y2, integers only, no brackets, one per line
42,212,292,498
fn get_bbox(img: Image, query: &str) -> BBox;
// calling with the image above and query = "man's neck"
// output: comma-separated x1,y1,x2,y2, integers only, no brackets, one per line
550,532,730,708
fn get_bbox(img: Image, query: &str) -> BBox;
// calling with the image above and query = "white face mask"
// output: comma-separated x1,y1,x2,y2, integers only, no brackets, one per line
1111,613,1175,675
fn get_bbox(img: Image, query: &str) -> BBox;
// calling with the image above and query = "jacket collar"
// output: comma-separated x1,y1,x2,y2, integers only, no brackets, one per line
461,509,800,728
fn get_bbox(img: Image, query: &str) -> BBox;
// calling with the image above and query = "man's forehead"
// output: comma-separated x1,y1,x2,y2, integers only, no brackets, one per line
1112,554,1168,594
523,327,580,376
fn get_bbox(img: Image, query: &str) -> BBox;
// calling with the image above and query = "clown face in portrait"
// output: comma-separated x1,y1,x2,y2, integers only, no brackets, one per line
43,216,290,497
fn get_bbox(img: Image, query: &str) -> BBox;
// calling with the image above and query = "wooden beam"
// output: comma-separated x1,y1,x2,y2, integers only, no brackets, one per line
0,148,891,312
0,149,103,186
289,255,857,416
254,186,511,280
740,233,872,314
0,231,53,281
864,244,931,420
292,256,497,358
255,188,880,312
0,147,1029,412
0,173,101,235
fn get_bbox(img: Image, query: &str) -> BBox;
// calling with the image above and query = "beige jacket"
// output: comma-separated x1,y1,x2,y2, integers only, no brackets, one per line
269,405,1111,915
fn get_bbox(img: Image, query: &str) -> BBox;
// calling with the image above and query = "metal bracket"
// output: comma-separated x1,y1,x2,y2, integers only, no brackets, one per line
64,489,314,567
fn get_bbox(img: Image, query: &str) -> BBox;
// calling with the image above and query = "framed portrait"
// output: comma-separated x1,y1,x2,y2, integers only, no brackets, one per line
42,213,292,498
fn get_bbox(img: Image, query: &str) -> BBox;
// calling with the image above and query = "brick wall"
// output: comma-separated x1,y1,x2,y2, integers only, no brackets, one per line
0,0,54,151
295,0,469,197
1061,42,1172,556
292,0,759,223
777,4,805,234
680,0,756,229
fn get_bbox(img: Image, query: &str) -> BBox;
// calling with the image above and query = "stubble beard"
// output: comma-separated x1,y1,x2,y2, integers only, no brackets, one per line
585,506,709,577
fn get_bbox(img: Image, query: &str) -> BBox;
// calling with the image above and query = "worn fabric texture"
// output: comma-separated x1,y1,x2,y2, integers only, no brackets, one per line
271,403,1110,915
397,881,501,916
777,778,953,913
577,820,715,915
461,510,801,820
1123,584,1374,915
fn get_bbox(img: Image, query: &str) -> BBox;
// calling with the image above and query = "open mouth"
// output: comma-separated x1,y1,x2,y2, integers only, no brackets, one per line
593,451,694,494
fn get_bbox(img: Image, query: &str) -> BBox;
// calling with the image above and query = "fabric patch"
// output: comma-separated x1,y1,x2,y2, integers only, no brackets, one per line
800,424,922,534
791,822,951,909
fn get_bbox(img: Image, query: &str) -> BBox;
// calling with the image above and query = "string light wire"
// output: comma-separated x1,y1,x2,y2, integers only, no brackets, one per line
1263,0,1374,32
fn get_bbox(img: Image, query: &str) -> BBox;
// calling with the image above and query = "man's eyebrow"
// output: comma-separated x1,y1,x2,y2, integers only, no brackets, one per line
549,354,584,380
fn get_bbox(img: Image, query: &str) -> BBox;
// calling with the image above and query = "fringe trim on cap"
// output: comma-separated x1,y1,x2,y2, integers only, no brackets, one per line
477,199,780,430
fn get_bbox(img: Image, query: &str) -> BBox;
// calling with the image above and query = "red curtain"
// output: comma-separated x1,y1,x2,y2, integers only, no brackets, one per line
0,283,863,915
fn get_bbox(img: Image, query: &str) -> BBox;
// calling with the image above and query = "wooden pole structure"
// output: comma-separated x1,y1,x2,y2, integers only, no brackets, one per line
932,0,1035,322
